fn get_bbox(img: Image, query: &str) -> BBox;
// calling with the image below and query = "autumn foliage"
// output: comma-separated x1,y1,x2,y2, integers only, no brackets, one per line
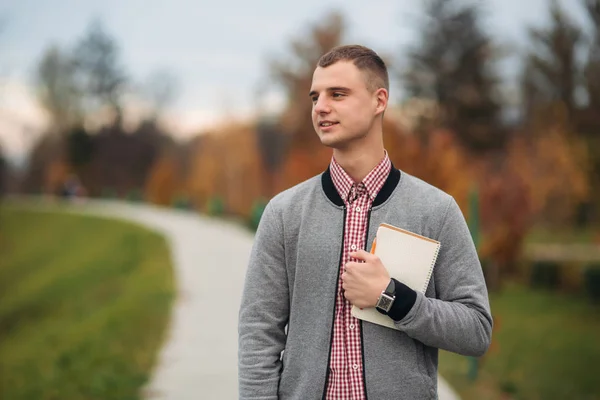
145,152,181,206
20,5,597,293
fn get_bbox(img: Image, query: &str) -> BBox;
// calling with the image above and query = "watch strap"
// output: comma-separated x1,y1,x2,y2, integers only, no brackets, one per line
386,278,417,322
384,278,395,296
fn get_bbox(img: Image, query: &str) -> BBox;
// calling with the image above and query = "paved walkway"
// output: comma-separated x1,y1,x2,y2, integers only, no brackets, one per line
525,243,600,262
16,199,461,400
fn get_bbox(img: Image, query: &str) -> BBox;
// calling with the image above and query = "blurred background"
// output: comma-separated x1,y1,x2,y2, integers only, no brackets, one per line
1,0,599,399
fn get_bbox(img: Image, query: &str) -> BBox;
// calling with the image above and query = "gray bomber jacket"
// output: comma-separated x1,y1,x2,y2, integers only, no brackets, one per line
238,166,492,400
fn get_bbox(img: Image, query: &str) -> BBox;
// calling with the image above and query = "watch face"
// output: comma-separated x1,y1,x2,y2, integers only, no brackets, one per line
377,294,394,312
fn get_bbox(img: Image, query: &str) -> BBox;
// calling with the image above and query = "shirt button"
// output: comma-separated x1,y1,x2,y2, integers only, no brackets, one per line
355,206,361,212
351,244,357,250
349,324,355,330
352,364,359,370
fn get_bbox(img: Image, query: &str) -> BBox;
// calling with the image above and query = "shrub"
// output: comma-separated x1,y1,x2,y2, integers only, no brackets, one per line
126,189,144,203
530,261,560,289
583,265,600,304
102,188,117,199
249,199,267,231
172,195,192,210
555,262,585,293
207,196,224,216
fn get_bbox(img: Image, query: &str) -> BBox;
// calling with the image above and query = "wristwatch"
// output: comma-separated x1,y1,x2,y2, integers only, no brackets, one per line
375,278,396,314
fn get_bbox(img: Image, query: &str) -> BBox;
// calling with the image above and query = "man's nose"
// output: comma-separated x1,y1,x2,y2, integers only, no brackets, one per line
314,97,331,114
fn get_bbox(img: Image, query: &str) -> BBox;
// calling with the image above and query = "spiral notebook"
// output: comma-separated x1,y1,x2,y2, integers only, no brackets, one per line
351,223,441,330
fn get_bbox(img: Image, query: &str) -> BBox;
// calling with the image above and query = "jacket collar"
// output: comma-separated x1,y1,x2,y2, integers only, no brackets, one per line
322,163,401,207
329,152,392,204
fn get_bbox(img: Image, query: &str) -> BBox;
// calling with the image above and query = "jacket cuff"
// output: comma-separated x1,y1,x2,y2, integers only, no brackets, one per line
387,278,417,322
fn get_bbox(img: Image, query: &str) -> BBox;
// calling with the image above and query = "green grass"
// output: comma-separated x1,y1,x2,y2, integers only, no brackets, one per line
439,284,600,400
0,206,175,399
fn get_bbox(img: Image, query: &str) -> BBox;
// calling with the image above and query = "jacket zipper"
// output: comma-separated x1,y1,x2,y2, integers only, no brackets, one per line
321,205,347,400
360,206,373,400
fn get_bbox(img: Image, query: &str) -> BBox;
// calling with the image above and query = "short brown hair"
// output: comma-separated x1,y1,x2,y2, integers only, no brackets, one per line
318,44,389,93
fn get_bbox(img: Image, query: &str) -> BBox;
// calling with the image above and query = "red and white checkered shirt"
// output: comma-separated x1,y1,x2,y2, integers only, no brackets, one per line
326,152,391,400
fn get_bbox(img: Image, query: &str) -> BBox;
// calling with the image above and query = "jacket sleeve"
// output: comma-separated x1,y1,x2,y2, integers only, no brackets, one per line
394,197,493,357
238,200,289,399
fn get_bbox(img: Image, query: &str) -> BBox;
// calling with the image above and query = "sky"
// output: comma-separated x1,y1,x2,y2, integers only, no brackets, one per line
0,0,591,166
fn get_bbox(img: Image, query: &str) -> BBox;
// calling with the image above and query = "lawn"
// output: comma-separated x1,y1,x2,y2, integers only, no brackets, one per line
439,283,600,400
0,206,175,400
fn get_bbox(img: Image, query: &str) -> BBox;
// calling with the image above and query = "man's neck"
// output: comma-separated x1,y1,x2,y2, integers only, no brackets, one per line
333,146,386,183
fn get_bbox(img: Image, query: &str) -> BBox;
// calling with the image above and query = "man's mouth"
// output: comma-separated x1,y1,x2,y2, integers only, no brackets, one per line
319,121,338,127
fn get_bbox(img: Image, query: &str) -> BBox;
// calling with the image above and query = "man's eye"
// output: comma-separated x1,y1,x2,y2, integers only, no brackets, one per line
311,96,318,102
333,93,344,98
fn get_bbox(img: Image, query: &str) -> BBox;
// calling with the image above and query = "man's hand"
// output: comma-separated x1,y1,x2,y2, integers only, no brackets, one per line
342,250,390,309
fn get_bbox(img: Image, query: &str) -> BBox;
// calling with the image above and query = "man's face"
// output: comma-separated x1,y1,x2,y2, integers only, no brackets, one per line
309,61,386,149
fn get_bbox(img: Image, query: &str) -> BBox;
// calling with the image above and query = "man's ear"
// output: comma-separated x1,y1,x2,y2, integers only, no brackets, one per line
375,88,388,116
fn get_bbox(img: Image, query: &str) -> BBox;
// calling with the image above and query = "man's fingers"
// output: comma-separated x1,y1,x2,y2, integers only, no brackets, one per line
345,257,377,273
349,250,377,263
349,250,369,260
343,288,354,302
345,260,365,270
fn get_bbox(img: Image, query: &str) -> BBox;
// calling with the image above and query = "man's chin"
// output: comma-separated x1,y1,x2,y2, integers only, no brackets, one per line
319,136,340,148
319,137,349,150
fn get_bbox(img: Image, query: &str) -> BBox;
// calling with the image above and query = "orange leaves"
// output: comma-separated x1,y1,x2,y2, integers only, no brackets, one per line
145,153,179,206
385,123,473,210
145,102,589,289
280,145,331,191
186,124,263,216
509,127,590,226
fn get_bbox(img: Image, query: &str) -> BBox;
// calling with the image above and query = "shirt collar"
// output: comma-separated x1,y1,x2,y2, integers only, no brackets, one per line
330,151,392,204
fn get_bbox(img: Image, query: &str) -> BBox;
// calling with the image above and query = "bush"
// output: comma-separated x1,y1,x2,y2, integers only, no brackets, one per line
249,199,267,231
557,262,584,293
583,265,600,304
500,380,518,396
530,261,560,289
172,195,192,210
102,187,117,199
126,189,144,203
207,196,224,216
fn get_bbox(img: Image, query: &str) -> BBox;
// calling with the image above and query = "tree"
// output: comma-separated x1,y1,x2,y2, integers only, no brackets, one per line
145,151,179,206
403,0,505,151
0,145,6,198
583,0,600,111
269,11,346,149
36,45,82,132
142,69,180,121
20,134,63,194
36,21,129,131
521,0,600,225
521,0,583,126
255,117,289,197
66,125,94,169
579,0,600,223
72,20,128,125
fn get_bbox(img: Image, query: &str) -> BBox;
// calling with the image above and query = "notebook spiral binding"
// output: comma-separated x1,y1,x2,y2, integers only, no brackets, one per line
422,243,441,293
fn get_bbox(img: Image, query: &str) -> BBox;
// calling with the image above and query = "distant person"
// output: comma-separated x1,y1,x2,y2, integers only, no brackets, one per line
60,174,86,201
238,45,492,399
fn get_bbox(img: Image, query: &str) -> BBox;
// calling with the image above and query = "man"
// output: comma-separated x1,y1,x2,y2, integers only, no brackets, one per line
238,44,492,400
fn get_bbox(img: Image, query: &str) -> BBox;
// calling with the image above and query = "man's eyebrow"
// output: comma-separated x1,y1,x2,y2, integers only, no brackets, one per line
308,87,351,97
328,86,351,93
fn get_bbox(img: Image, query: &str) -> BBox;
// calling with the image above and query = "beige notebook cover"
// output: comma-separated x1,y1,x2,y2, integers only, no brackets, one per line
351,223,441,330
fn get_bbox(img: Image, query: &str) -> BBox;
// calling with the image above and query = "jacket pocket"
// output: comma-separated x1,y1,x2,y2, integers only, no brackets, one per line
414,339,435,390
